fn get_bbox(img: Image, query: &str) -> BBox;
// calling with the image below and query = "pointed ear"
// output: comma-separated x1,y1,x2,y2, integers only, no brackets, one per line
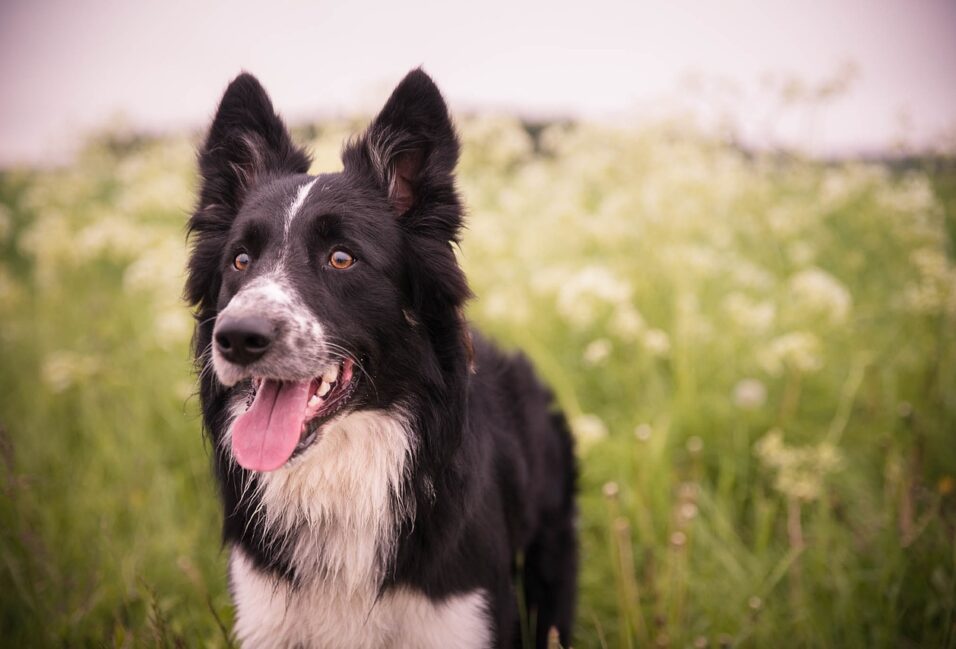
344,68,460,218
187,73,310,311
195,72,310,214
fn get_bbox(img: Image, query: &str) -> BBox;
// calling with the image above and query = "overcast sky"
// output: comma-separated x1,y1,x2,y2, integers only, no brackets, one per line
1,0,954,164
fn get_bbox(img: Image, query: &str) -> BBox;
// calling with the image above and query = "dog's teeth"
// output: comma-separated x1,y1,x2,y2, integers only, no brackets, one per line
308,395,321,408
322,365,339,384
317,380,331,397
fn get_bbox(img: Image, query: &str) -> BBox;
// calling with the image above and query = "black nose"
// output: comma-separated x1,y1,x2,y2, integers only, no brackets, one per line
214,316,275,365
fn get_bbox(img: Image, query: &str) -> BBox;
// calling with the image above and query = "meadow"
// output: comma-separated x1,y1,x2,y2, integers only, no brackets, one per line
1,114,954,648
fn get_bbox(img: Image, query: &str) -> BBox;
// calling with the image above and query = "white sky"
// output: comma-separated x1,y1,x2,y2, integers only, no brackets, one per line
1,0,954,164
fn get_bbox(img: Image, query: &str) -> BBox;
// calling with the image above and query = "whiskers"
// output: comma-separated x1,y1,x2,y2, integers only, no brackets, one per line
324,341,378,400
196,341,218,385
195,313,219,330
191,313,222,384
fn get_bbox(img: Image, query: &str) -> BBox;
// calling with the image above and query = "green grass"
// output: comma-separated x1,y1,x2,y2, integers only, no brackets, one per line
1,118,954,647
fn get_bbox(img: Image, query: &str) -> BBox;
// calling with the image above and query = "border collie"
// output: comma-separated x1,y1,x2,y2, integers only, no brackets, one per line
185,69,577,649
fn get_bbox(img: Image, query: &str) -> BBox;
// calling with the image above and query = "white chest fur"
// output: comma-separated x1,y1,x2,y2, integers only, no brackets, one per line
225,409,492,648
248,409,415,594
230,547,491,649
221,408,415,593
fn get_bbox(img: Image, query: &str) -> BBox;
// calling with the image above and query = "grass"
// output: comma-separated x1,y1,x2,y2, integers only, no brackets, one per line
1,117,954,647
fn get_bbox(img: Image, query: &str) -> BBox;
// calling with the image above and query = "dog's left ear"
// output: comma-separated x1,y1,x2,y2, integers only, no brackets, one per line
345,70,472,376
344,68,460,220
187,74,310,313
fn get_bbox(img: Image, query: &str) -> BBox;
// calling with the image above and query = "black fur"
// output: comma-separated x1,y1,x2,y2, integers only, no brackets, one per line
187,69,577,648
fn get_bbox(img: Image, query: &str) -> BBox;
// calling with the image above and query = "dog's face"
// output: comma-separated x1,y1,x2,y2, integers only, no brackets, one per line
209,171,406,472
186,70,469,473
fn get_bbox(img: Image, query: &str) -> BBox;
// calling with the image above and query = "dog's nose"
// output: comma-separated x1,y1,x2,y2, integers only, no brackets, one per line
214,316,275,365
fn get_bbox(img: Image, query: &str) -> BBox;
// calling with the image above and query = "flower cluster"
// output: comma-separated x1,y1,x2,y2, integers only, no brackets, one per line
755,428,843,501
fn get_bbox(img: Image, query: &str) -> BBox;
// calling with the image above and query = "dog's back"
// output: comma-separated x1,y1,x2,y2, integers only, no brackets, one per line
388,332,578,646
464,334,578,646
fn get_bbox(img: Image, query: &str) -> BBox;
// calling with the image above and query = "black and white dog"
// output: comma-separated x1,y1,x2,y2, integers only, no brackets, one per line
186,69,577,648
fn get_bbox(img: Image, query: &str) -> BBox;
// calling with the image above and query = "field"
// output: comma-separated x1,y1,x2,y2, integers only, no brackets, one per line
1,116,955,648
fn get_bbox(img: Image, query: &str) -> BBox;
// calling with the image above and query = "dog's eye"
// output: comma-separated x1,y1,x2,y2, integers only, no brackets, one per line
329,249,355,270
233,252,251,271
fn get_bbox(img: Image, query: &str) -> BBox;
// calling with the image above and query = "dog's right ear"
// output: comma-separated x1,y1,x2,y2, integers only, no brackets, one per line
194,72,310,216
186,73,310,310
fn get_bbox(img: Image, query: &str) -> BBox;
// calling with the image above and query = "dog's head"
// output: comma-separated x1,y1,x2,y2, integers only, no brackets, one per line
186,70,470,473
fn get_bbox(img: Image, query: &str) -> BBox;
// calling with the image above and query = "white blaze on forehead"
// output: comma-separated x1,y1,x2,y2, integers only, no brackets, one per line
283,177,318,244
227,275,296,309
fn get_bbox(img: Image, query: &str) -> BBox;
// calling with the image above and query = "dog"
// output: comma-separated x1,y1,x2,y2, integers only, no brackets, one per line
185,69,577,649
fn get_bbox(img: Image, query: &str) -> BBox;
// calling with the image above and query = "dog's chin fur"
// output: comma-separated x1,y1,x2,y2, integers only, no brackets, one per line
187,69,578,648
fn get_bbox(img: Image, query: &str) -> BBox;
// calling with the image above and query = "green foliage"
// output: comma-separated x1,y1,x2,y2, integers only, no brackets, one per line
1,119,954,648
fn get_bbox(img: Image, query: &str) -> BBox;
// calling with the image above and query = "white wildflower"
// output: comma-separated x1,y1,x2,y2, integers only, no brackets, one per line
786,240,816,266
755,428,843,502
556,265,632,329
572,413,608,450
789,267,852,324
817,164,885,209
583,338,613,366
123,239,185,295
876,172,937,215
759,332,823,375
16,212,73,287
75,216,154,262
665,244,721,275
730,260,774,291
902,247,956,315
154,307,192,347
911,247,950,280
642,329,671,356
610,305,645,340
529,266,568,297
733,378,767,410
481,290,529,324
41,351,100,393
766,203,807,238
723,292,776,335
460,116,533,169
114,160,193,216
686,436,704,454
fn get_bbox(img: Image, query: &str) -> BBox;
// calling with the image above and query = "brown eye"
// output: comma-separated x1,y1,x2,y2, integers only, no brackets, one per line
329,249,355,270
233,252,251,271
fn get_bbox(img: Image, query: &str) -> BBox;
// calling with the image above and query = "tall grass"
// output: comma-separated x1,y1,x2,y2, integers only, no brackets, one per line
1,117,954,647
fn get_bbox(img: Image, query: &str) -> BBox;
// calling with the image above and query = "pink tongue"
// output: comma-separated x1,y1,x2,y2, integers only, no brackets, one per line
232,379,311,472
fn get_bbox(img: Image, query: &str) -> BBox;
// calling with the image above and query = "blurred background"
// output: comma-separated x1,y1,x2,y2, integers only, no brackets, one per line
1,1,955,647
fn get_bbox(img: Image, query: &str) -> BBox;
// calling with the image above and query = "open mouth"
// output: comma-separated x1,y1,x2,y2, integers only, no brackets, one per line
230,358,357,472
